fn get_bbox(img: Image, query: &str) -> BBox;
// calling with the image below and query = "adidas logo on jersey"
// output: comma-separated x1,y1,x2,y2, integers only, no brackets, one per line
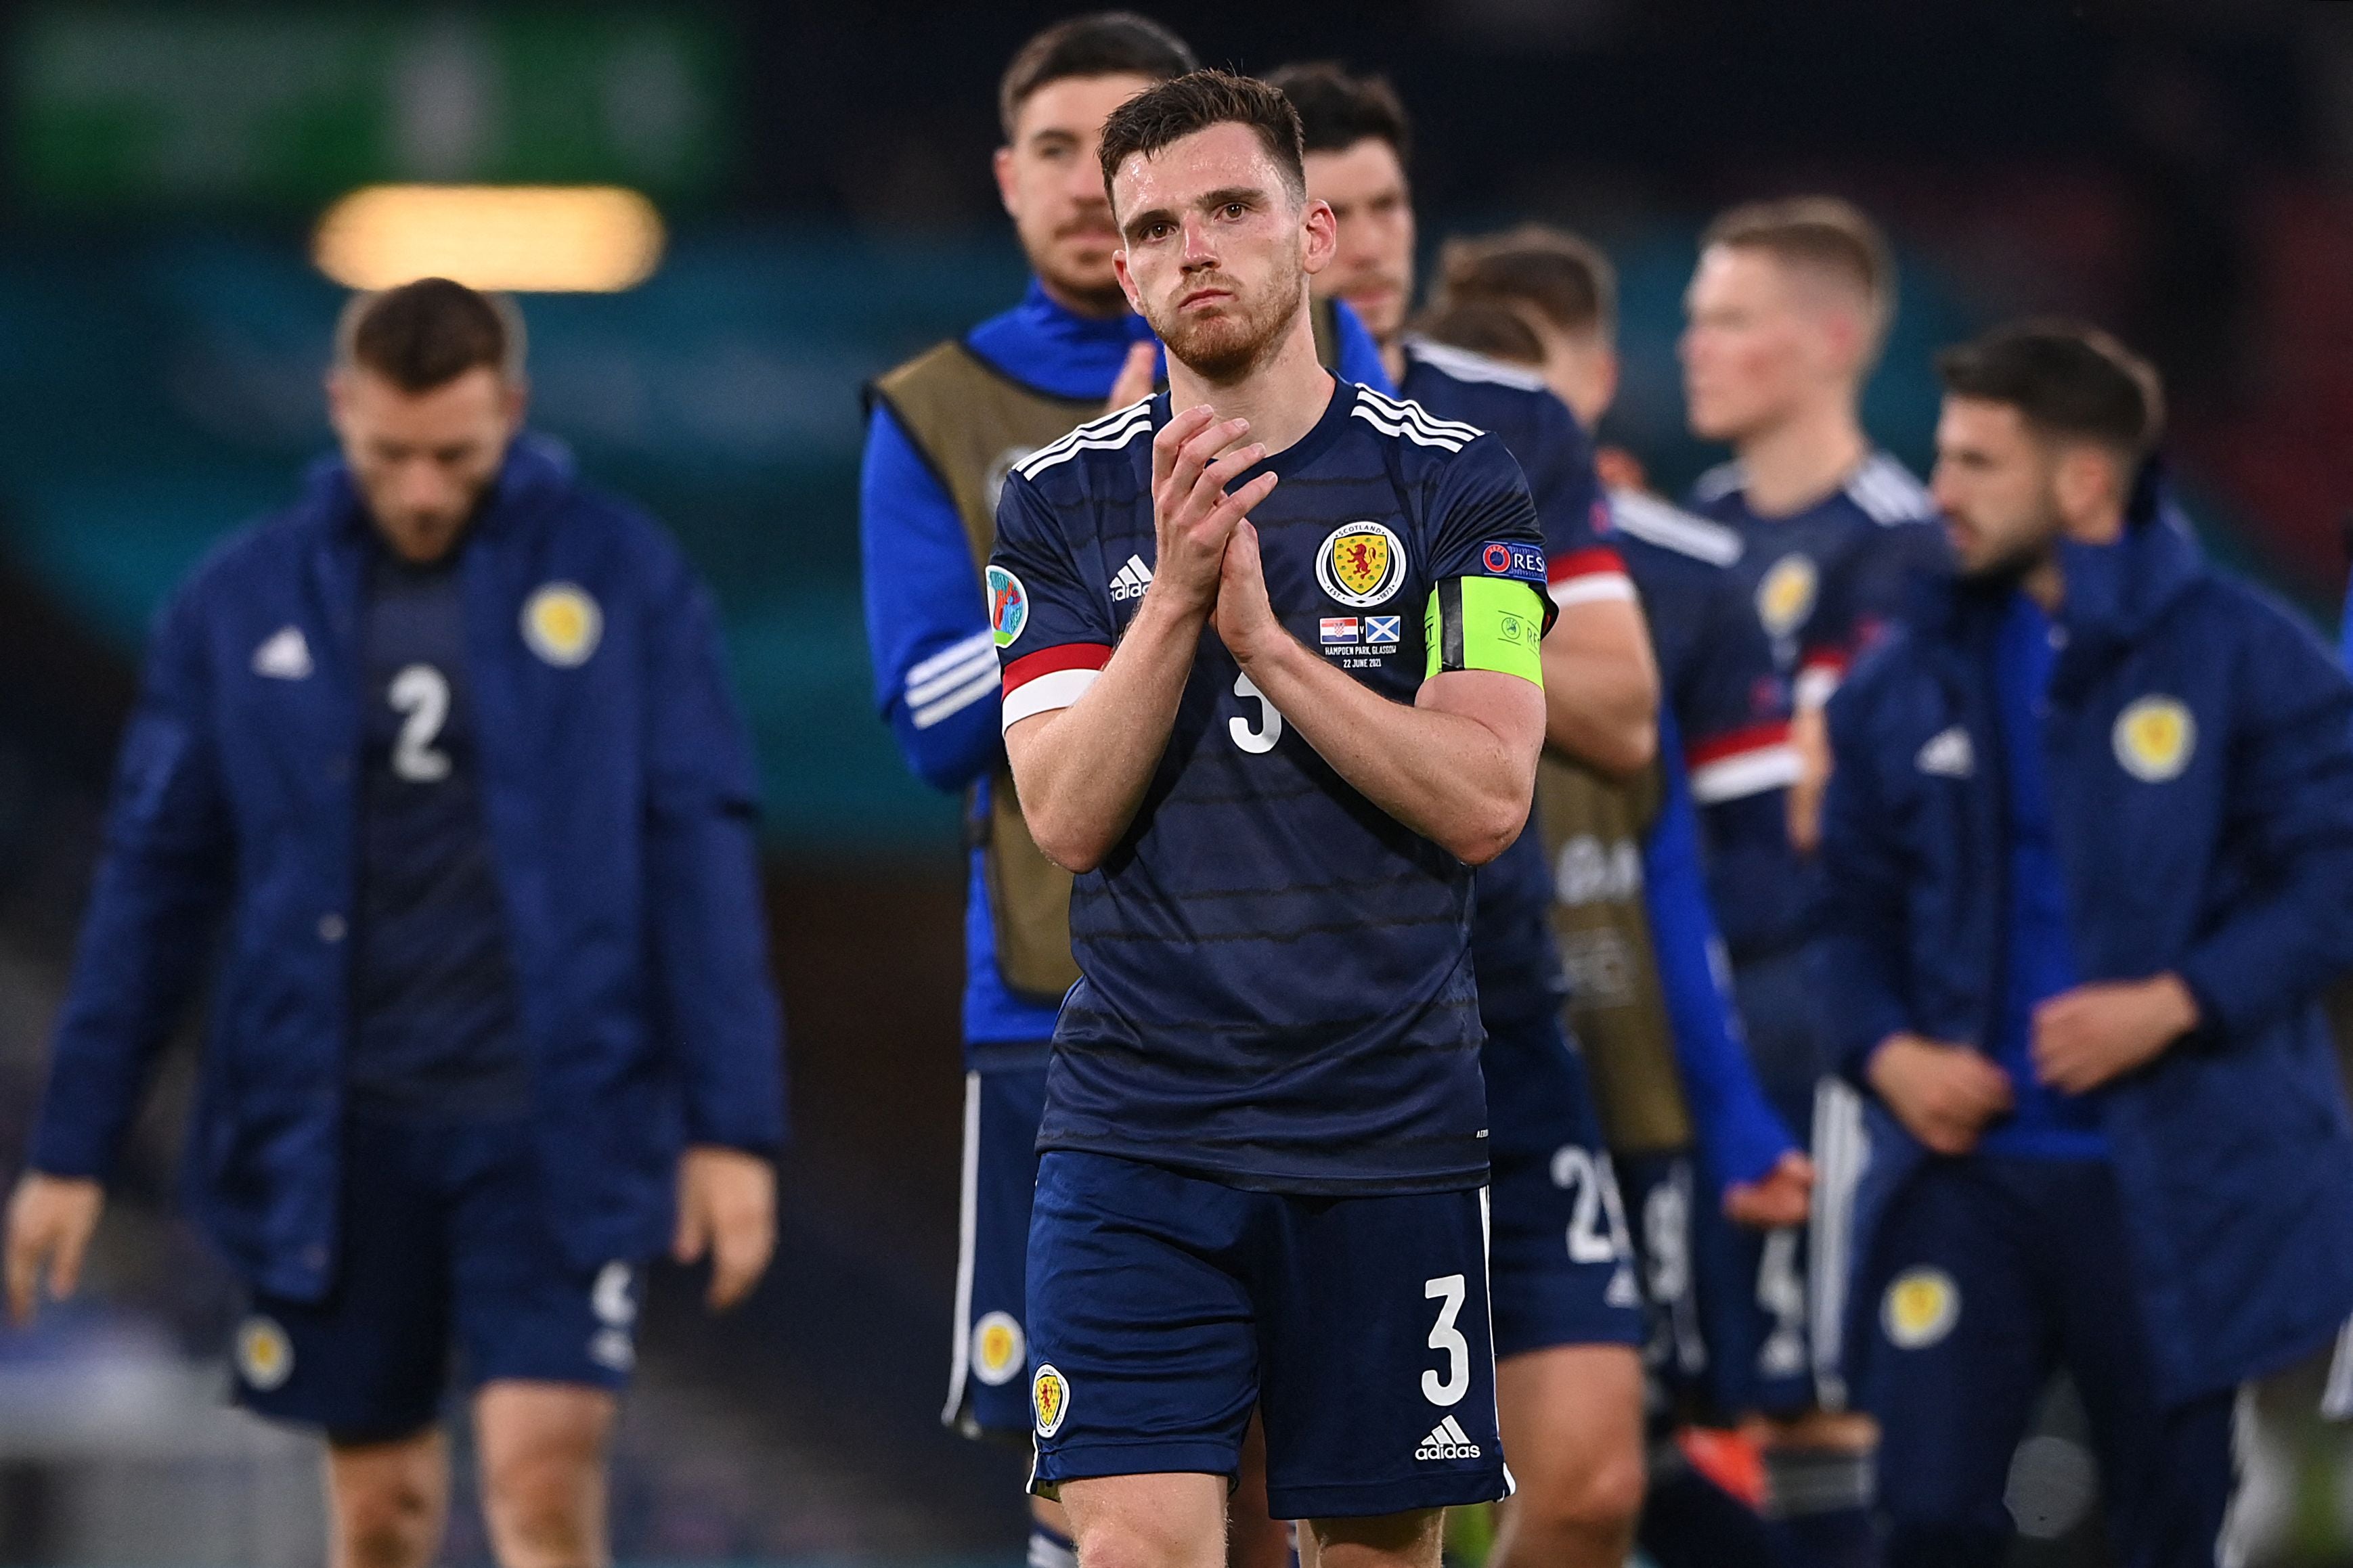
1415,1415,1482,1461
1109,554,1153,602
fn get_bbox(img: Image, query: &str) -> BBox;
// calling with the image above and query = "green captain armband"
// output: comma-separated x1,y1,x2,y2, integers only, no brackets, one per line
1424,577,1547,686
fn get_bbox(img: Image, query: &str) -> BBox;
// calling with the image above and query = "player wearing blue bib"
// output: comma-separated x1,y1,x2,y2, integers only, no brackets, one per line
1270,63,1667,1568
994,72,1551,1565
5,282,783,1568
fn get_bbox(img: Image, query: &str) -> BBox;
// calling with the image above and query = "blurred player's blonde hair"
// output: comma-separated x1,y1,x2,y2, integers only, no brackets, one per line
334,278,527,390
1702,195,1895,361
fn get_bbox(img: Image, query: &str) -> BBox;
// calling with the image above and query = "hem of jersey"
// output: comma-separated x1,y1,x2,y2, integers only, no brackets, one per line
1037,1138,1491,1197
966,1037,1055,1073
1493,1312,1646,1360
1478,998,1573,1038
1267,1465,1512,1520
1030,1438,1239,1494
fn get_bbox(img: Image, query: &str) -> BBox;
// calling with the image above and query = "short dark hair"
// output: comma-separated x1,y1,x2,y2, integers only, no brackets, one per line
1936,319,2165,461
1097,70,1305,208
1262,62,1410,165
998,13,1196,140
1702,195,1895,348
1434,225,1617,341
336,277,521,393
1413,300,1545,366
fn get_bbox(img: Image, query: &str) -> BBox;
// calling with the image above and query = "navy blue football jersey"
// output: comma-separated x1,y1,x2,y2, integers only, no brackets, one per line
1401,338,1630,1028
989,380,1550,1194
349,544,531,1119
1602,489,1807,962
1686,453,1945,707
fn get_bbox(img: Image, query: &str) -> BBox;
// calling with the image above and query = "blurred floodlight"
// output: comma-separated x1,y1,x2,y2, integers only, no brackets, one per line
314,185,665,292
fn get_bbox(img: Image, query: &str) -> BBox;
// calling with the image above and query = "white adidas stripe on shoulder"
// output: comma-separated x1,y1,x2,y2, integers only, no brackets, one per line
1608,488,1743,566
1690,460,1746,504
1356,385,1484,441
1845,451,1933,524
1404,336,1549,393
1013,399,1154,481
1351,402,1469,452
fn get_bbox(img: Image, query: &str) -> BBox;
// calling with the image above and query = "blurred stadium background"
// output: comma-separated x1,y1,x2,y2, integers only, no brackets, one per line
0,1,2348,1563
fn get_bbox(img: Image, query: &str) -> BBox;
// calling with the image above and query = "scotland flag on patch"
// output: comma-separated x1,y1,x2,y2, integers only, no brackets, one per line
1365,615,1402,644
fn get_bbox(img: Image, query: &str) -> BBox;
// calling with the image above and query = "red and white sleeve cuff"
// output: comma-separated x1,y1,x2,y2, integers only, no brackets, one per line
1001,644,1112,730
1547,546,1636,608
1793,651,1851,711
1688,721,1803,805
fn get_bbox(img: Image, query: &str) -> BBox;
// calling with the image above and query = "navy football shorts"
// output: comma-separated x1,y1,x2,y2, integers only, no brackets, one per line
1860,1156,2237,1567
1482,1012,1644,1360
232,1114,639,1441
943,1061,1051,1438
1026,1150,1512,1520
1694,945,1839,1416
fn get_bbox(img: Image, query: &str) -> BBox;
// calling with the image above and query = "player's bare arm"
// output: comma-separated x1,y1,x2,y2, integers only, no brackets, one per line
1214,518,1544,866
1541,596,1658,776
1005,405,1272,873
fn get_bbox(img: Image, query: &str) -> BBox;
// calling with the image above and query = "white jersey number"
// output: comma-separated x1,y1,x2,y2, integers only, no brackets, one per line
1422,1274,1471,1407
1549,1144,1631,1265
1229,671,1283,754
389,663,453,782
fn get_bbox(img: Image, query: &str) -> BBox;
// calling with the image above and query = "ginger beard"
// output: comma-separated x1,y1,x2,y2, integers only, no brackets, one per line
1143,255,1306,384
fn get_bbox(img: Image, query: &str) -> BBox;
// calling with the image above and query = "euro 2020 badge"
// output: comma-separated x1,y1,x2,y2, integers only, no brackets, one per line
988,565,1028,649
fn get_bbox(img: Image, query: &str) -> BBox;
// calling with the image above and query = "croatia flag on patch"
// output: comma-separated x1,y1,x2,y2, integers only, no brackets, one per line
1320,618,1360,644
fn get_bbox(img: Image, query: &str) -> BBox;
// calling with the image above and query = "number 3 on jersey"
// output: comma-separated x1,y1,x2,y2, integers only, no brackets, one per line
389,663,452,782
1229,671,1283,754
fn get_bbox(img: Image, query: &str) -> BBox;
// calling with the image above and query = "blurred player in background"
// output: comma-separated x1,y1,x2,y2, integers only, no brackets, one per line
1675,195,1949,1568
3,279,784,1568
858,16,1383,1563
997,68,1548,1568
1420,254,1811,1568
1273,60,1671,1568
1819,320,2353,1565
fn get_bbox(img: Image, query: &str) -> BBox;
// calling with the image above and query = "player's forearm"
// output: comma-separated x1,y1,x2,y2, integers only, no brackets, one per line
1005,593,1205,873
1540,598,1658,776
1240,635,1537,864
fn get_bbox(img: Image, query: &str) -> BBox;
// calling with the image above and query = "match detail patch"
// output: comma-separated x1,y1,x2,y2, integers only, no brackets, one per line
1424,577,1545,686
1317,520,1407,608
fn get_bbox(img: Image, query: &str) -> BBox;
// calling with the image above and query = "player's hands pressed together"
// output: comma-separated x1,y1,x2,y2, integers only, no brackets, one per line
672,1146,776,1312
1212,518,1285,667
5,1173,104,1326
1867,1033,2015,1155
2031,974,2199,1095
1146,403,1272,622
1724,1150,1815,1229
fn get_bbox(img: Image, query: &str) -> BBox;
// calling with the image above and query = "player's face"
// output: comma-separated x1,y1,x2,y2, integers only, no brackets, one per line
1300,137,1413,345
1681,245,1834,443
1112,124,1334,382
1931,397,2064,579
995,73,1158,315
328,365,523,564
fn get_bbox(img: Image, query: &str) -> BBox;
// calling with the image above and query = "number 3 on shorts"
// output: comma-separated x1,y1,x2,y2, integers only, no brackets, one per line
1422,1274,1470,1407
